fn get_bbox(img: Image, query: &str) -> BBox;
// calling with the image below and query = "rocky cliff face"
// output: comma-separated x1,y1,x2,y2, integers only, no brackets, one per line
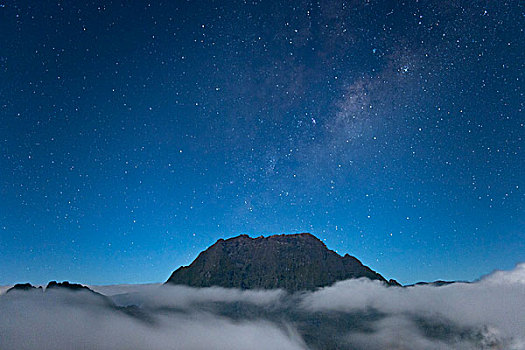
166,233,396,291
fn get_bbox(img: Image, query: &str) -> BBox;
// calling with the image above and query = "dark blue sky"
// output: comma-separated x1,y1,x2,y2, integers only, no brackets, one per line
1,0,523,285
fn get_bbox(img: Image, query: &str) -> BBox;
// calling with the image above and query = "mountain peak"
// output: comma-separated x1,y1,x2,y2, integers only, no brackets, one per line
46,281,95,292
5,283,42,294
166,233,395,291
221,232,326,247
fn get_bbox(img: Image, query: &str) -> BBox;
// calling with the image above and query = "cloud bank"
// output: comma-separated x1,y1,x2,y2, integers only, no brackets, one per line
1,263,524,350
0,287,304,350
302,263,525,349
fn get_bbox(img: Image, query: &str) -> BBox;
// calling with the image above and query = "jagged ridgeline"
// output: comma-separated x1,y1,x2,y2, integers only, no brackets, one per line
166,233,400,291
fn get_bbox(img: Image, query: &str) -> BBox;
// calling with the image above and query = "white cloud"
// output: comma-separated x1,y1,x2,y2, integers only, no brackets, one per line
1,263,524,350
111,284,286,309
347,315,474,350
481,262,525,285
301,264,525,349
89,283,161,296
0,288,305,350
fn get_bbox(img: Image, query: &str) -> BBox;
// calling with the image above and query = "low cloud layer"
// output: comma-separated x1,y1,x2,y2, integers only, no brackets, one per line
302,263,525,349
110,284,286,309
0,288,304,350
89,283,162,297
1,263,524,350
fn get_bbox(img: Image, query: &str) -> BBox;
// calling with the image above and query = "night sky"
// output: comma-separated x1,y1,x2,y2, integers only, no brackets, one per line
1,0,523,286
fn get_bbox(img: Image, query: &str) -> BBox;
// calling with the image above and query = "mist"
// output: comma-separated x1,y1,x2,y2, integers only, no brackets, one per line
302,263,525,349
0,287,304,350
1,263,524,350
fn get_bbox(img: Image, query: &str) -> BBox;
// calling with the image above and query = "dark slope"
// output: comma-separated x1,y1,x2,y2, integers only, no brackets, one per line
166,233,397,291
5,283,43,294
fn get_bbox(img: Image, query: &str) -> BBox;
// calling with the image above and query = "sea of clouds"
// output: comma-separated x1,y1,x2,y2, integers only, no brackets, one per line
1,263,524,350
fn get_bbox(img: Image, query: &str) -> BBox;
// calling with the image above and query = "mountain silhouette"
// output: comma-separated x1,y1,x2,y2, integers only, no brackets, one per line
166,233,399,291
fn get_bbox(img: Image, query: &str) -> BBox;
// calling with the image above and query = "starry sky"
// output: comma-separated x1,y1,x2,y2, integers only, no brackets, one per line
0,0,523,286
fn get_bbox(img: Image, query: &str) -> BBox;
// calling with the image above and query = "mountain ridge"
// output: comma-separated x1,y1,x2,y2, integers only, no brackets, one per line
166,232,399,291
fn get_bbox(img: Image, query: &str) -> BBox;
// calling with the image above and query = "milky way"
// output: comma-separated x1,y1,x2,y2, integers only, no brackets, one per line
0,0,523,285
